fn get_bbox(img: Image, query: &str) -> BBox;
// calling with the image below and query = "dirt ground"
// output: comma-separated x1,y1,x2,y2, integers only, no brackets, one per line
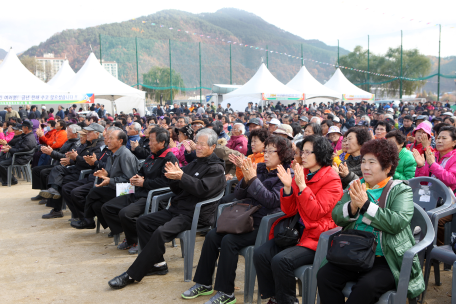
0,179,453,303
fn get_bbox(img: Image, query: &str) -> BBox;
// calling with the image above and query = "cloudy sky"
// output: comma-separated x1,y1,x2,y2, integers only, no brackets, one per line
2,0,455,57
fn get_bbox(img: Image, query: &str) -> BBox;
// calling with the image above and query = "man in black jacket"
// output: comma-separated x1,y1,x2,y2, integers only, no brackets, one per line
39,123,105,200
71,129,139,229
108,128,226,289
0,120,37,186
28,105,41,120
102,127,178,253
130,124,151,160
31,123,81,204
61,128,112,221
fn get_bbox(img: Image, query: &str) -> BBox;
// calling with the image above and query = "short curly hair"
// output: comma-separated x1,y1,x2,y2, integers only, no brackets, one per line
345,126,372,146
305,122,322,136
264,135,295,166
360,139,399,177
385,129,406,145
249,128,269,143
301,135,334,167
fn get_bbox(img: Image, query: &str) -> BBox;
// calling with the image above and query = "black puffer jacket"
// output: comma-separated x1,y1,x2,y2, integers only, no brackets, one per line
135,146,178,198
9,132,37,165
168,152,226,226
50,138,81,164
132,136,150,160
340,155,362,189
234,162,293,227
71,138,105,170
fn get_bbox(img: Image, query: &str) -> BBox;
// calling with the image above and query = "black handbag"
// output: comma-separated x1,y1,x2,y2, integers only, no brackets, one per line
273,213,303,248
326,179,394,272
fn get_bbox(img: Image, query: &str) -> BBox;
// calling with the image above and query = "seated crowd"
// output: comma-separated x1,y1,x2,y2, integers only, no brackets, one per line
2,99,456,304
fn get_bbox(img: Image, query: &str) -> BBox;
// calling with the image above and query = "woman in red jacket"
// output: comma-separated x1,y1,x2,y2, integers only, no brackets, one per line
253,135,343,304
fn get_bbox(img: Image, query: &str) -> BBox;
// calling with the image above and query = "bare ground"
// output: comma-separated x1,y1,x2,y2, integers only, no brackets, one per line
0,180,452,303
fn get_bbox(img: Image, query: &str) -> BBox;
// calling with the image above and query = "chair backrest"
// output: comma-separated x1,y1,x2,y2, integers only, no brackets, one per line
408,177,453,212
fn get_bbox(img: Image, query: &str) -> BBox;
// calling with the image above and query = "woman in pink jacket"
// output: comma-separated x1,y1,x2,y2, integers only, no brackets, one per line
226,123,248,156
0,122,15,150
413,125,456,245
175,125,195,167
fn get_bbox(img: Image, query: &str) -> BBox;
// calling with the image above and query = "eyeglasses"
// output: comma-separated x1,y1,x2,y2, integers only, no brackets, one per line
301,150,314,156
263,150,277,155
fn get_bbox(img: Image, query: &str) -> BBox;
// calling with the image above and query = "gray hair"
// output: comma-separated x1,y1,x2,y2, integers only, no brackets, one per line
107,126,122,132
233,123,245,135
67,124,81,137
179,117,190,124
310,116,321,125
195,128,218,147
131,122,141,133
361,115,371,124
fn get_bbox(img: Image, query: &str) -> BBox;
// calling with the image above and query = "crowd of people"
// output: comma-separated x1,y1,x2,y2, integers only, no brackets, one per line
1,98,456,304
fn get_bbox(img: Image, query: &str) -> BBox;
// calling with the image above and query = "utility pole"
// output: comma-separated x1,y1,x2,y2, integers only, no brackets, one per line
135,37,139,89
169,39,172,103
367,35,370,92
400,30,403,99
199,42,202,104
438,24,441,101
230,44,232,85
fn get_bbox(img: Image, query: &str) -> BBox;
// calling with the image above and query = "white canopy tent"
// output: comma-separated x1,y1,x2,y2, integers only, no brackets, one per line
47,60,75,88
0,48,65,94
221,63,303,112
286,66,341,100
58,53,146,115
324,68,374,102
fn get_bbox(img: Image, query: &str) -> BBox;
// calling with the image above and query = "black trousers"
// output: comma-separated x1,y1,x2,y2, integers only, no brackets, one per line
47,165,78,189
317,257,396,304
32,165,53,190
62,179,93,219
101,194,147,245
193,227,259,294
0,158,15,182
126,209,192,281
254,239,315,304
84,186,117,228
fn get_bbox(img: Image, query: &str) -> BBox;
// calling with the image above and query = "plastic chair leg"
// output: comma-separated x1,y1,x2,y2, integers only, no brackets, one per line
452,261,456,304
179,238,185,258
114,234,120,245
434,260,442,286
7,166,12,187
27,165,32,182
96,218,101,233
182,233,193,282
243,247,255,304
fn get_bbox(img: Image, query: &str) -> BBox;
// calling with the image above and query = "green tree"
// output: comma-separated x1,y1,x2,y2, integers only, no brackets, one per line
142,66,185,103
20,55,37,74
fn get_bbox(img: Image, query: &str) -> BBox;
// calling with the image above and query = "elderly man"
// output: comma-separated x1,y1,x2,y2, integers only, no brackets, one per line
226,123,247,155
108,128,226,289
71,129,139,229
39,123,105,199
130,124,152,160
267,118,280,133
28,105,41,120
0,121,37,186
5,105,20,121
102,127,178,253
126,122,141,150
31,123,81,205
177,116,190,128
61,128,112,221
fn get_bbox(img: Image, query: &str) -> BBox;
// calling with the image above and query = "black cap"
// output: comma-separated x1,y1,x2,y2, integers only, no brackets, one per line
12,123,22,130
21,120,33,129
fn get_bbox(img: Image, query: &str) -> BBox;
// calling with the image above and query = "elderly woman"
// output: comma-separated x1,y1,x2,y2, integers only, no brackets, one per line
230,128,267,181
304,122,322,137
407,122,434,155
317,138,425,304
175,125,194,167
327,126,343,153
374,121,391,139
226,123,248,155
333,127,372,189
254,135,343,304
414,126,456,245
321,119,333,136
182,136,294,304
385,130,417,180
0,122,15,150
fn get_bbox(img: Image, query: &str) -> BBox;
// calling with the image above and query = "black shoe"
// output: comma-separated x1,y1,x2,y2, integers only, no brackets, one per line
70,219,96,229
145,264,168,276
117,239,136,250
31,194,43,201
42,210,64,219
108,272,134,289
2,179,17,186
38,199,47,205
181,283,214,299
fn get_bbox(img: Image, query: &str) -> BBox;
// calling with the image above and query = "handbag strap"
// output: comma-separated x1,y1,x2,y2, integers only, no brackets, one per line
289,213,301,228
377,179,395,209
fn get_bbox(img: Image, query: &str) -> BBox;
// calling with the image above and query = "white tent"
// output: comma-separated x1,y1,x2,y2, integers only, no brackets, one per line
0,48,65,93
58,53,146,115
47,60,75,88
286,66,341,100
222,63,303,112
324,68,374,102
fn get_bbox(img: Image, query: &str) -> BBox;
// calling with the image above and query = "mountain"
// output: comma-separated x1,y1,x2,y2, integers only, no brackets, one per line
424,55,456,93
22,9,349,90
0,48,7,60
